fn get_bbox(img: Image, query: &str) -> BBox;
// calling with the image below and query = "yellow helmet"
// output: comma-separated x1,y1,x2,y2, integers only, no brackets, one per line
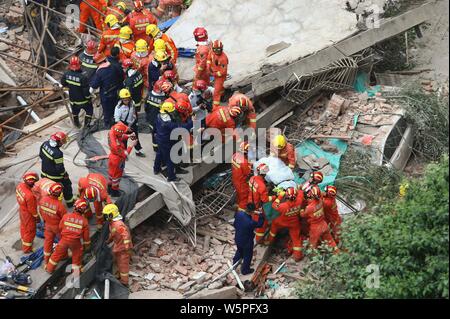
160,101,175,113
116,1,127,10
273,135,287,149
154,39,166,51
135,39,148,53
154,50,168,62
146,24,160,38
119,26,133,40
119,88,131,99
102,204,120,219
105,14,119,28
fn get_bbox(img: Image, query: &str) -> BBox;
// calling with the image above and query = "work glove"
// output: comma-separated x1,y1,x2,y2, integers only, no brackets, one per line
277,189,286,199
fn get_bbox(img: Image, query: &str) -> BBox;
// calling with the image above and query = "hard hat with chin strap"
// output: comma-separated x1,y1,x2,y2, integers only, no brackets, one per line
23,172,39,186
116,2,127,11
160,101,175,113
273,135,287,149
105,14,119,28
154,39,166,51
119,88,131,99
146,24,160,38
102,203,121,220
135,39,148,53
154,50,168,62
119,26,133,40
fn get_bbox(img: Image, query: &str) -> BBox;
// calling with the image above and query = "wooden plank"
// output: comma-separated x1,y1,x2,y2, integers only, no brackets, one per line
251,1,437,97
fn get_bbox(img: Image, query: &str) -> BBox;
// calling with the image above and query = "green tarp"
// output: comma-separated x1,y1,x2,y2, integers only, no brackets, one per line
262,138,348,222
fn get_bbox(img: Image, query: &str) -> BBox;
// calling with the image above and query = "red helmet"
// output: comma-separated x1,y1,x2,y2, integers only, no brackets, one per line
310,171,324,184
325,185,337,197
286,187,297,200
22,172,39,186
229,106,241,118
307,185,321,199
193,80,207,91
193,27,208,42
69,56,81,71
84,186,100,202
50,131,68,146
153,79,164,93
239,141,250,153
162,70,177,82
175,99,192,115
161,81,173,93
122,58,134,69
256,163,269,175
212,40,223,53
133,0,144,10
74,199,88,213
113,122,128,135
49,183,63,197
85,40,97,55
237,96,250,110
93,52,106,64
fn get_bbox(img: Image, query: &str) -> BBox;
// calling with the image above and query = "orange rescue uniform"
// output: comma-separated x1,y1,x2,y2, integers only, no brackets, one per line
78,173,112,226
98,28,120,57
205,106,237,142
108,220,133,285
228,93,257,130
231,152,252,211
270,142,296,169
127,9,158,41
38,195,67,264
207,51,228,108
47,211,90,273
114,40,135,62
194,42,210,84
248,175,275,242
131,51,153,88
78,0,104,33
16,182,38,253
323,195,342,244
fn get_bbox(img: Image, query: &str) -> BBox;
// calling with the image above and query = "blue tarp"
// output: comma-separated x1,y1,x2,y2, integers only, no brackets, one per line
158,17,180,32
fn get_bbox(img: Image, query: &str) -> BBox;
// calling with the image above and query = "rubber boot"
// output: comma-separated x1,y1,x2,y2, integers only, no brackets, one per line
73,115,81,128
84,115,92,128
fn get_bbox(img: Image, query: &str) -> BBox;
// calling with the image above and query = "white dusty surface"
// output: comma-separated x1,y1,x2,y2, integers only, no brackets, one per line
168,0,358,86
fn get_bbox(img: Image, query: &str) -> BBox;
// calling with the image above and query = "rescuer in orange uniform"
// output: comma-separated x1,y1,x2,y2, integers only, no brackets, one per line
38,183,67,265
301,185,338,250
205,106,241,142
146,24,178,63
127,0,158,41
131,39,153,89
98,14,121,57
231,142,252,212
248,163,275,243
193,27,210,85
108,122,137,197
114,26,135,62
207,40,228,109
270,135,297,169
103,204,133,286
322,185,342,244
228,93,257,131
78,173,112,228
16,172,39,253
269,187,305,261
46,199,91,274
32,178,57,204
105,1,129,24
78,0,104,33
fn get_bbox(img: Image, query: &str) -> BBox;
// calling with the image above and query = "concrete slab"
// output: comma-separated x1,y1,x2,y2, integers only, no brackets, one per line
169,0,358,87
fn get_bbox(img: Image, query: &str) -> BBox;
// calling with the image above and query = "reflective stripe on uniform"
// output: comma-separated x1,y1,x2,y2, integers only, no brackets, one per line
44,252,52,256
49,258,58,265
120,272,129,276
249,119,257,123
269,232,276,237
64,221,82,229
16,190,24,201
40,206,56,215
41,148,54,160
219,109,227,123
81,62,97,68
70,100,89,105
42,172,64,180
84,241,91,245
134,79,143,87
22,241,32,247
66,80,81,86
232,160,240,169
123,239,131,244
292,247,301,251
255,232,265,236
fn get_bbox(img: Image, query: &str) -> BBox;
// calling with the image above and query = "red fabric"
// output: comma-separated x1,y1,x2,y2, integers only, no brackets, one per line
127,9,158,40
270,142,296,169
98,28,120,56
248,175,274,242
114,41,135,62
228,93,257,130
109,220,133,253
106,5,127,23
323,196,342,244
131,51,153,88
115,251,131,285
270,194,305,260
32,178,56,203
78,1,103,33
78,173,111,225
160,33,178,64
108,128,132,190
16,183,38,253
301,199,337,249
46,212,90,273
231,152,251,211
194,44,211,84
39,195,66,262
205,106,237,142
207,52,228,106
